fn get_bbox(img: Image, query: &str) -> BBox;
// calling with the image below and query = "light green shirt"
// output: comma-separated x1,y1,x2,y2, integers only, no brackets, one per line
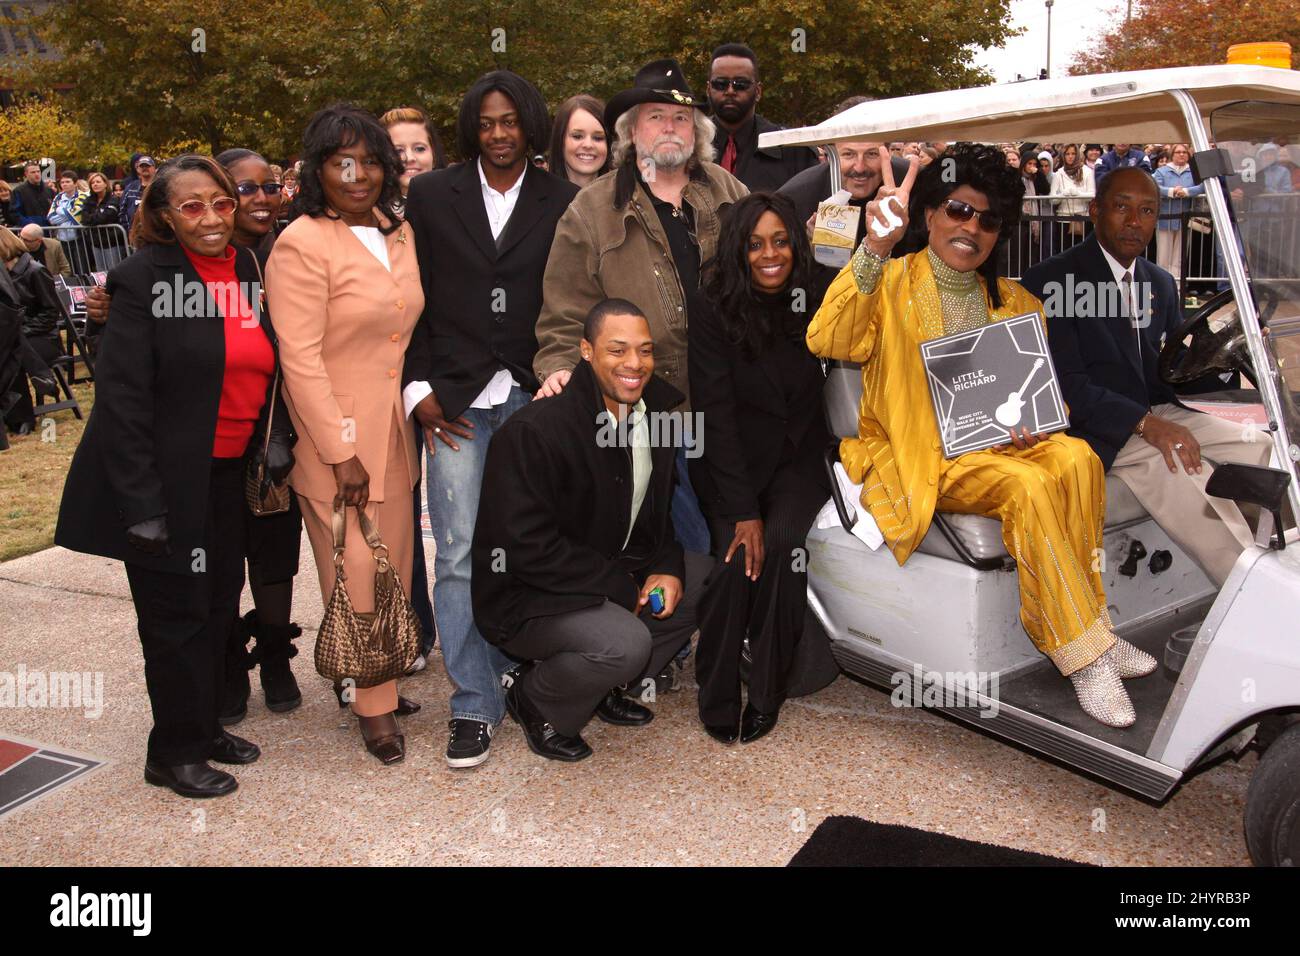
624,398,651,549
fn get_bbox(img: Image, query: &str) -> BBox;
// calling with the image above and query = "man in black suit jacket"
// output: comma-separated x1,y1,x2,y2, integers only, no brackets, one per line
707,43,818,192
1022,168,1269,585
472,301,712,761
402,70,580,769
778,97,913,287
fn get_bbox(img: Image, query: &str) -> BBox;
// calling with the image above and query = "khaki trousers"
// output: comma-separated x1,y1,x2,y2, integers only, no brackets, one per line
1110,403,1270,586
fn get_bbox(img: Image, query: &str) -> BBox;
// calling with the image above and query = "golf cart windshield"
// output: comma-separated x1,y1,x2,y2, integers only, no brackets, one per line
1211,101,1300,466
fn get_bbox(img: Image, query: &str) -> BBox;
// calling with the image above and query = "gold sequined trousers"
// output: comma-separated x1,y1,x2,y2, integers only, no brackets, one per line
936,434,1114,675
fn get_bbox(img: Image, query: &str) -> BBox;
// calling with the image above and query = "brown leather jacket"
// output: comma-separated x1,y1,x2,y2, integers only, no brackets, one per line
534,160,747,409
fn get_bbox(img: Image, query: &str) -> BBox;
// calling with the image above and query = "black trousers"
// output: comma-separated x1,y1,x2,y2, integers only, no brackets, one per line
696,459,829,725
124,458,247,765
506,552,713,737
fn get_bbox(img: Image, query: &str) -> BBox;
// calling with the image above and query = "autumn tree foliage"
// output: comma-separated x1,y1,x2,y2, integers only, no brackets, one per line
1069,0,1299,74
13,0,1017,164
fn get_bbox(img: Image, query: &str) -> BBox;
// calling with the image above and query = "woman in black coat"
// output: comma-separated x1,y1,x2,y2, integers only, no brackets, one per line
689,191,832,745
56,154,293,798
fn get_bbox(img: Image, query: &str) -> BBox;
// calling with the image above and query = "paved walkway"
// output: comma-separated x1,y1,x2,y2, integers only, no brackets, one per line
0,544,1253,865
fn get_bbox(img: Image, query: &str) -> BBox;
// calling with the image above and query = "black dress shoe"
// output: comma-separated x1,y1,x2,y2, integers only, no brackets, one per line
358,713,405,765
703,721,739,744
210,730,261,764
395,695,421,717
144,760,238,798
740,703,779,743
504,675,592,762
594,689,654,726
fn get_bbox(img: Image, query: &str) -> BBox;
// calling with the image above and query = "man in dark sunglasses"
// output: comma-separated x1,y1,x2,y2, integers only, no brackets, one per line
707,42,818,192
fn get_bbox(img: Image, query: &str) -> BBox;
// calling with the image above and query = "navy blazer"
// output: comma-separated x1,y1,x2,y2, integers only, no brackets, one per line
1022,236,1226,470
402,160,579,420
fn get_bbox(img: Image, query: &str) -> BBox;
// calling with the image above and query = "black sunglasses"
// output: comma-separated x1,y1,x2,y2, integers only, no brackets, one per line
709,77,754,92
940,198,1003,233
235,181,284,197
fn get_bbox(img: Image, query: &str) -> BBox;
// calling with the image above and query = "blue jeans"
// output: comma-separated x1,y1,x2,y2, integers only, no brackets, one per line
673,446,711,555
410,427,436,654
424,386,528,724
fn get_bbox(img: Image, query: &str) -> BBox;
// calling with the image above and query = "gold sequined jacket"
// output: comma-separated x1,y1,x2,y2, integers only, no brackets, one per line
805,249,1047,565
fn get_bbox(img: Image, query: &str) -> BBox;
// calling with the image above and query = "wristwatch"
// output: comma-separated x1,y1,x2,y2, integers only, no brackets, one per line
1135,411,1151,437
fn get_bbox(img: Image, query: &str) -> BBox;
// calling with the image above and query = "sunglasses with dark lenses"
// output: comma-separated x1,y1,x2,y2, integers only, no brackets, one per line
940,198,1003,233
709,77,754,92
172,197,238,219
235,181,284,197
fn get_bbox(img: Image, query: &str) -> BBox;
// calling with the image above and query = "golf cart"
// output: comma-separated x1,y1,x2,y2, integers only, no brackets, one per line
759,65,1300,865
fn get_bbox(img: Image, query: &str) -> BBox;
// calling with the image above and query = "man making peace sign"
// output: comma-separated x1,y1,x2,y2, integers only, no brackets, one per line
806,144,1155,730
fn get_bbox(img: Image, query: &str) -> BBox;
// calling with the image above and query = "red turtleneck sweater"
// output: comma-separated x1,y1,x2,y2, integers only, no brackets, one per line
182,246,274,458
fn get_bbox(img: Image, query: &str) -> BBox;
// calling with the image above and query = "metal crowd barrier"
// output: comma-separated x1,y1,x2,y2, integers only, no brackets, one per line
1001,193,1299,304
22,223,132,276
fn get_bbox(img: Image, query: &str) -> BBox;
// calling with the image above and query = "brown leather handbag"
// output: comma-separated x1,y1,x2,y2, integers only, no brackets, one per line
314,502,421,688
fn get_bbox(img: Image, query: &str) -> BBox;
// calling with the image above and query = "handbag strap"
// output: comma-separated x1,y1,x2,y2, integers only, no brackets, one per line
245,247,279,459
331,501,391,571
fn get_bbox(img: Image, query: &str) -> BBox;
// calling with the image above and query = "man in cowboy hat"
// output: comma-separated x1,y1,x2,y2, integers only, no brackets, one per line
534,58,747,557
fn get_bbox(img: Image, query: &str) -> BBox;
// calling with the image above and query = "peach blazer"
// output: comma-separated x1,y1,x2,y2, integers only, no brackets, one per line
266,212,425,503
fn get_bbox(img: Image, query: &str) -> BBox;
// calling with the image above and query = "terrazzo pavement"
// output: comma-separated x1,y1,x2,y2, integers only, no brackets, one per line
0,543,1255,866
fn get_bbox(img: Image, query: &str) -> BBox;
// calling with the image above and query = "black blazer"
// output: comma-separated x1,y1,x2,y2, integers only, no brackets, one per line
1022,236,1230,470
711,114,819,193
471,360,685,650
55,243,280,575
688,293,831,521
403,161,580,420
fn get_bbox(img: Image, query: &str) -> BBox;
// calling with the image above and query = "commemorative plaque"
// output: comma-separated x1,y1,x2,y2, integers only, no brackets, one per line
920,312,1069,458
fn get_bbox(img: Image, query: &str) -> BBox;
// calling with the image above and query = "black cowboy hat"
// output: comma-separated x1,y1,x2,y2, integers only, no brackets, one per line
604,58,705,131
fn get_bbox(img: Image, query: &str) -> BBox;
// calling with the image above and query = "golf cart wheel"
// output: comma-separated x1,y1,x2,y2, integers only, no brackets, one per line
1244,722,1300,866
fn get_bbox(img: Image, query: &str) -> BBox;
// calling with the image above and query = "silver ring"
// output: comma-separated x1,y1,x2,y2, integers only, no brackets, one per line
1173,442,1184,450
433,427,442,434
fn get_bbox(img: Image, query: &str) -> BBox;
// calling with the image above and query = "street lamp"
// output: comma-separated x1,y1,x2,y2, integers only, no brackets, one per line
1045,0,1054,78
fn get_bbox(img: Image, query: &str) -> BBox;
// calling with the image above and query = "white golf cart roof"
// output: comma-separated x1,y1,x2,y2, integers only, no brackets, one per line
758,64,1300,148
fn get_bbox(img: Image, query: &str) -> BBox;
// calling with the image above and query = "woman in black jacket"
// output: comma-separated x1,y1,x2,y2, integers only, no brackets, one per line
689,191,832,745
0,229,59,436
55,154,293,798
82,171,126,272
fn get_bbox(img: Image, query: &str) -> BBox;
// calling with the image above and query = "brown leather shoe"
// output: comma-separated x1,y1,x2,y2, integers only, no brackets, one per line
357,713,405,765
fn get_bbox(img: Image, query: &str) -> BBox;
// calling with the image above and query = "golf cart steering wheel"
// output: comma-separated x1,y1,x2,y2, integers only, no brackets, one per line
1159,284,1280,388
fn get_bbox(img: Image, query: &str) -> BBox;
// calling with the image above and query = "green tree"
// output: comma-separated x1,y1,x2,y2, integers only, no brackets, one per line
20,1,1018,163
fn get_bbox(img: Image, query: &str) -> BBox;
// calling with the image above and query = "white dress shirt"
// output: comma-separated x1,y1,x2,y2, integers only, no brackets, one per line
403,159,525,419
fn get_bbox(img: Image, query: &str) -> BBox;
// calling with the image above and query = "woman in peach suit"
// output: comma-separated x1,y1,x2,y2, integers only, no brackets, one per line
267,104,424,764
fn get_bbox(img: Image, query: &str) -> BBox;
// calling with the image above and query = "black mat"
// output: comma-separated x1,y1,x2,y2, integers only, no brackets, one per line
789,816,1090,867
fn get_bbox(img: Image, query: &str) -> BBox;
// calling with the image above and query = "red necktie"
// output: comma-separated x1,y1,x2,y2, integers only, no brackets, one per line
721,136,737,173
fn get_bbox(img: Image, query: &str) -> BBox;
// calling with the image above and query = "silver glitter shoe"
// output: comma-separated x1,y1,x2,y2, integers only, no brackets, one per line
1069,653,1137,728
1108,639,1157,679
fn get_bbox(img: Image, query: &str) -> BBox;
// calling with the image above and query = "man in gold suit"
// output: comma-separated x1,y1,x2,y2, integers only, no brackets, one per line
806,143,1156,728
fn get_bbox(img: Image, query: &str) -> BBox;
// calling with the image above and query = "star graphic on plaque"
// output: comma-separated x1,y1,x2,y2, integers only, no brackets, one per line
921,313,1070,457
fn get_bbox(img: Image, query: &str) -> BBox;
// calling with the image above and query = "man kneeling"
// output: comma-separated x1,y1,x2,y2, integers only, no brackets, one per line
471,299,712,761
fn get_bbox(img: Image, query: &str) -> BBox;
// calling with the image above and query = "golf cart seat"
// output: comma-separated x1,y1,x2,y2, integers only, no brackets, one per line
824,361,1150,570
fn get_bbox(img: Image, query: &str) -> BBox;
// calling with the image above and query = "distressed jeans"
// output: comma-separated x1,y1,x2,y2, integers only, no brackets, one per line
424,386,529,724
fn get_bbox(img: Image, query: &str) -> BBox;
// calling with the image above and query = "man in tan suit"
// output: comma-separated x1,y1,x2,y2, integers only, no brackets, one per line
20,223,72,278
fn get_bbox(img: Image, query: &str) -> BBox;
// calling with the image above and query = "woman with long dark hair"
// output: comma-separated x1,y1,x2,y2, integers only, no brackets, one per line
268,104,424,763
56,155,289,796
548,95,610,188
809,144,1151,729
689,192,832,744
